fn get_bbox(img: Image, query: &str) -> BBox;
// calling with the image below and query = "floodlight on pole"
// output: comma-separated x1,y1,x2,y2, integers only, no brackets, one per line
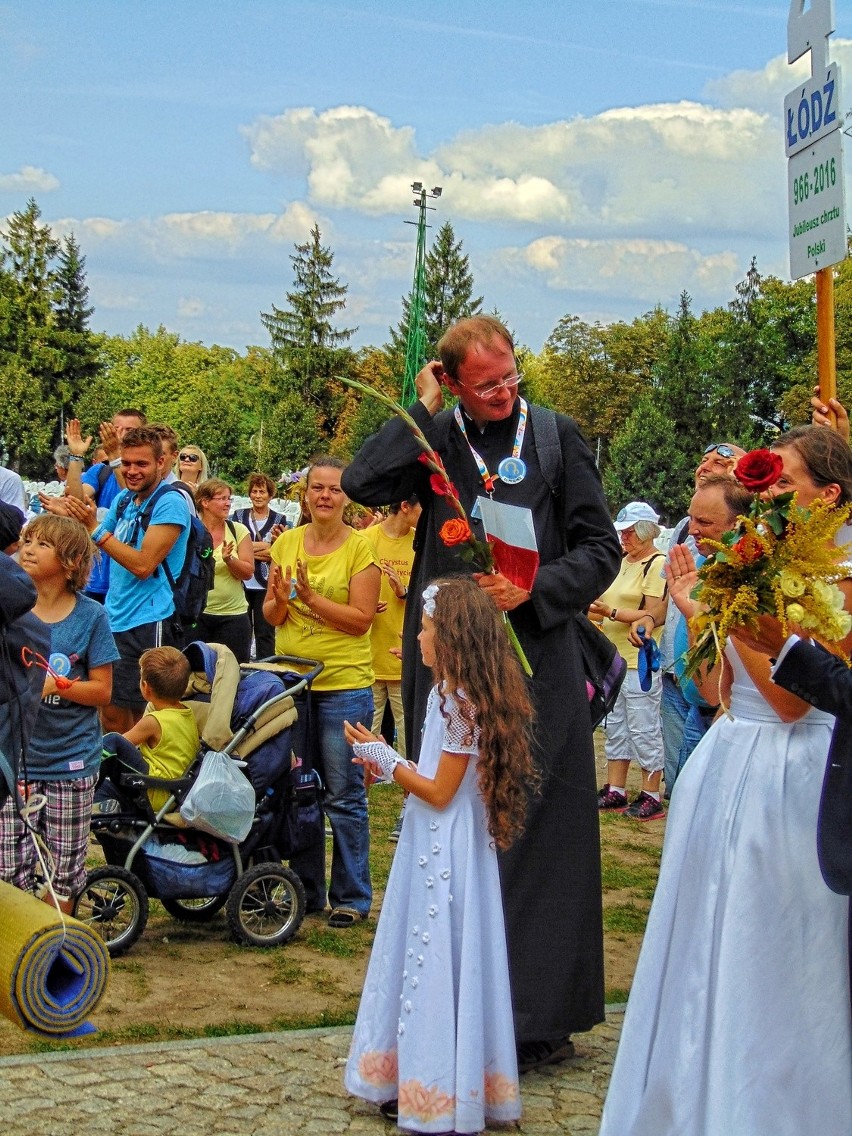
400,181,442,407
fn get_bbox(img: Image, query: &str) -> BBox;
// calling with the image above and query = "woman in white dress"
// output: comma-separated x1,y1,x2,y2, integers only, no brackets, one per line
600,427,852,1136
343,576,536,1135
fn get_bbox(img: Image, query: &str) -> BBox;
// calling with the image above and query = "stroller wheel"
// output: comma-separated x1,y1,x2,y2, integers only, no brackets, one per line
227,863,306,947
160,895,227,923
73,866,148,957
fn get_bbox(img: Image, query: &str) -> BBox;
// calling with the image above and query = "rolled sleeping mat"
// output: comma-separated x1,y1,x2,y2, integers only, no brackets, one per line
0,879,110,1037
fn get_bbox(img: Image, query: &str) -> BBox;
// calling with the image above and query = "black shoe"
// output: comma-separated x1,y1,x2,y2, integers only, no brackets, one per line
622,791,665,821
517,1036,575,1074
379,1099,398,1121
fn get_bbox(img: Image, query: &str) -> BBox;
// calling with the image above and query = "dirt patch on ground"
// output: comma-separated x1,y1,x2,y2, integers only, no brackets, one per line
0,750,665,1055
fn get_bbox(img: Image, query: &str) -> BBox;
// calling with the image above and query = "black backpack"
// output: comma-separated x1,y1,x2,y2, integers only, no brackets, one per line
528,405,627,726
115,483,214,627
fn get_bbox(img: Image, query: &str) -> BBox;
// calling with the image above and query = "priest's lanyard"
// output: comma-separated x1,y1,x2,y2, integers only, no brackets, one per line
453,398,528,495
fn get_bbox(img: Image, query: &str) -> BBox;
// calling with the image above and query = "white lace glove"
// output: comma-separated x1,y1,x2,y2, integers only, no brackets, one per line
352,740,409,781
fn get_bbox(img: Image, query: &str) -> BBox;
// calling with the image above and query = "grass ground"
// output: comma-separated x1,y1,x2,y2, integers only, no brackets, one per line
0,733,664,1056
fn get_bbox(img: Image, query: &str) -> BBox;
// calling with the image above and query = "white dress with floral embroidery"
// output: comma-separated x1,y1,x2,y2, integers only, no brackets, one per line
344,685,521,1134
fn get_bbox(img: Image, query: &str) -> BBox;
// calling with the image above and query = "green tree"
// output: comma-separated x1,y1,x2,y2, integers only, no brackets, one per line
389,220,483,371
602,392,689,523
531,309,669,459
53,233,103,425
0,199,64,470
261,225,355,450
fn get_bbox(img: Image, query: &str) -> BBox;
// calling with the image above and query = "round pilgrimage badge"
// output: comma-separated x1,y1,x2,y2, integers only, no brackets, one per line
497,456,527,485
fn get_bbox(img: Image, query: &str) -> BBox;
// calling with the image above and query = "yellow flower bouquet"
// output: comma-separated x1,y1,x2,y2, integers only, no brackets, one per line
684,449,852,679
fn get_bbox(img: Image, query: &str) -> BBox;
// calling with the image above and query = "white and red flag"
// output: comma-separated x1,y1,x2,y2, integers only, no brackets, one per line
475,497,539,592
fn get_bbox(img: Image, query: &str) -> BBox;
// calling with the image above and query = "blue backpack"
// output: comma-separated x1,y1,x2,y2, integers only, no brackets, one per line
116,483,214,628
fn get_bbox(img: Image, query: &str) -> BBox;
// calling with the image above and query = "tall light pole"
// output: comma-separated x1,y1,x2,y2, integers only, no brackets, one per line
401,182,442,407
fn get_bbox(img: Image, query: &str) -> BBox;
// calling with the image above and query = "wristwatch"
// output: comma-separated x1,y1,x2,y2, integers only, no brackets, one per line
608,608,618,621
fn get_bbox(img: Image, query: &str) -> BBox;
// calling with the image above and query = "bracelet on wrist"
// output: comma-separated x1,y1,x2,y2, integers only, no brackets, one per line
608,608,618,621
108,457,122,469
67,455,85,463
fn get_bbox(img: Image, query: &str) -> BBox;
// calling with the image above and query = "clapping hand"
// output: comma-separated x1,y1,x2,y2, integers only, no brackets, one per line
664,543,700,617
65,418,92,457
268,563,292,606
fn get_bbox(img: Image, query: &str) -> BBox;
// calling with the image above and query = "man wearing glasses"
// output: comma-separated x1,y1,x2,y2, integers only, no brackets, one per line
343,315,622,1072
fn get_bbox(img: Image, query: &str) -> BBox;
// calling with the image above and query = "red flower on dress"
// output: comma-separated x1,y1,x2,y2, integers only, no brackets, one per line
734,449,783,493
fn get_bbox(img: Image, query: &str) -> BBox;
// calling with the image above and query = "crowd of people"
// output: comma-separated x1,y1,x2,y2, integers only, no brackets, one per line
0,314,850,1135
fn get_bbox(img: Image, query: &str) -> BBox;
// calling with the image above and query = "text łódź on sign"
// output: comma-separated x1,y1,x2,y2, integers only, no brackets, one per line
785,0,847,280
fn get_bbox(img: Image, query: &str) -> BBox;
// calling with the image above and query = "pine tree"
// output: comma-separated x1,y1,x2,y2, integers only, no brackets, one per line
261,226,355,455
389,220,482,366
53,233,102,422
0,199,63,469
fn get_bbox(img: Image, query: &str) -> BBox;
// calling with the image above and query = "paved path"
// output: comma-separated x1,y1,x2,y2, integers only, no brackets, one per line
0,1010,623,1135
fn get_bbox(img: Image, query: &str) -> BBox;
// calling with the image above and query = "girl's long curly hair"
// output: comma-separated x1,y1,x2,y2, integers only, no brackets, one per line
428,576,537,850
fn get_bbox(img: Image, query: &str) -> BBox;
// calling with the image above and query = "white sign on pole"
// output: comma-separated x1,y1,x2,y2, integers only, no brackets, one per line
788,130,847,279
785,0,847,280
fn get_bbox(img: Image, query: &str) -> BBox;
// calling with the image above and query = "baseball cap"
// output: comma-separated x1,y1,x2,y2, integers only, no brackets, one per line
613,501,660,531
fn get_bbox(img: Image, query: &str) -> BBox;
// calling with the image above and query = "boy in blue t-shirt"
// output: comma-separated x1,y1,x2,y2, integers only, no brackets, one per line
0,516,119,913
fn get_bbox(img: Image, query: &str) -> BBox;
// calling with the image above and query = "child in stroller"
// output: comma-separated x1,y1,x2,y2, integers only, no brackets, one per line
74,640,323,956
96,646,200,815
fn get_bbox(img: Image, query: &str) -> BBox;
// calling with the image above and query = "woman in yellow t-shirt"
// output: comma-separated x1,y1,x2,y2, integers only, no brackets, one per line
195,478,255,662
265,456,381,927
589,501,667,821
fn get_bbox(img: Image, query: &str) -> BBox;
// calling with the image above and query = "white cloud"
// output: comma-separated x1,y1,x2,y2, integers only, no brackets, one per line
0,165,60,193
50,202,320,264
494,235,740,306
706,39,852,115
241,100,782,238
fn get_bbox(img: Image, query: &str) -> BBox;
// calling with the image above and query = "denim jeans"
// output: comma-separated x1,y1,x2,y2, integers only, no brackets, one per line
661,673,689,796
676,703,716,778
289,687,373,917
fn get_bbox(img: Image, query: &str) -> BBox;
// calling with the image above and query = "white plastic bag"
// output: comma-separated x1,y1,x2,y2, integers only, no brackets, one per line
179,749,255,843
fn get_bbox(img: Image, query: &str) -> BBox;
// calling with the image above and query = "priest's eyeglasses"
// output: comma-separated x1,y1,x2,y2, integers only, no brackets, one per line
461,371,523,400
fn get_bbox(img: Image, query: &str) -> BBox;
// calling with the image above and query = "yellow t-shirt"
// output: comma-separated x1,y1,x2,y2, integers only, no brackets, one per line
205,520,250,616
269,526,379,691
139,704,200,811
360,523,415,682
597,552,666,669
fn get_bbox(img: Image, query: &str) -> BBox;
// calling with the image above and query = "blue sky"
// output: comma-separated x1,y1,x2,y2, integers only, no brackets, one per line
1,1,849,353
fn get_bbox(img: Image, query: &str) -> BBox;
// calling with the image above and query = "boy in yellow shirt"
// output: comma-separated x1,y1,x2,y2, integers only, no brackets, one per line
96,646,200,814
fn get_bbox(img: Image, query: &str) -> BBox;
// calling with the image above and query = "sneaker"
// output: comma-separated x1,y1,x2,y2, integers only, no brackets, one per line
623,791,665,821
388,807,405,843
598,786,629,811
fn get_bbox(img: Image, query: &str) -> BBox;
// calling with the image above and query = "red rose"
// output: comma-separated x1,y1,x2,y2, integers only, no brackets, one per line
439,518,471,547
732,533,765,564
734,449,783,492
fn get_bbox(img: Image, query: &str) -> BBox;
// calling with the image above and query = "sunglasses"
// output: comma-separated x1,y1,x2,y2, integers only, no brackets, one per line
703,443,736,459
179,453,200,463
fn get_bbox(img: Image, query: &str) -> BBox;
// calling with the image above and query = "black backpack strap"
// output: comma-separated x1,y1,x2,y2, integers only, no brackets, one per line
528,404,563,497
120,482,179,588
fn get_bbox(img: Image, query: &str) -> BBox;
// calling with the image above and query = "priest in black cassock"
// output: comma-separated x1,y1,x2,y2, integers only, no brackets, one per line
342,315,621,1071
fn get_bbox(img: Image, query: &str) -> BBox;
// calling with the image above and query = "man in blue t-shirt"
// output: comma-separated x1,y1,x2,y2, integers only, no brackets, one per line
65,426,191,734
70,409,147,600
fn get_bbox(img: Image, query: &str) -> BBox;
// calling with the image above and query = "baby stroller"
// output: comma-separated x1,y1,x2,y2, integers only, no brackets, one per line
73,641,323,957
